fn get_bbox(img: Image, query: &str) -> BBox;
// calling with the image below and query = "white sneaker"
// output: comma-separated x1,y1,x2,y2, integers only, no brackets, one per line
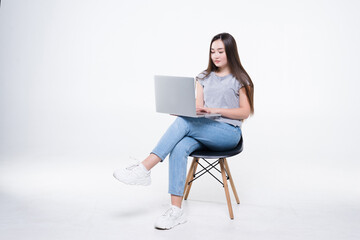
113,163,151,186
154,205,187,230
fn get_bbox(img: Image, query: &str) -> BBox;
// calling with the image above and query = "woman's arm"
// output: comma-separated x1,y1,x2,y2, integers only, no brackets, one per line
195,81,204,108
197,87,251,120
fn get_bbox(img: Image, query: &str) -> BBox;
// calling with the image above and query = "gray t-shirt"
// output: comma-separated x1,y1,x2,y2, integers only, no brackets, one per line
196,71,244,127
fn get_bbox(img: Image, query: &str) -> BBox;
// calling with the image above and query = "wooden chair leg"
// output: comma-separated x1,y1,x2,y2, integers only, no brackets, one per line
183,158,196,197
223,158,240,204
183,157,199,200
219,158,234,219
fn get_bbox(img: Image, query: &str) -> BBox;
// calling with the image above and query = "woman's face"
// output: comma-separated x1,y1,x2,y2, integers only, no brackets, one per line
211,39,228,69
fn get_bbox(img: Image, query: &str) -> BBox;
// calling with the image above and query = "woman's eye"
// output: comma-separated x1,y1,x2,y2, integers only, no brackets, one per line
219,51,224,54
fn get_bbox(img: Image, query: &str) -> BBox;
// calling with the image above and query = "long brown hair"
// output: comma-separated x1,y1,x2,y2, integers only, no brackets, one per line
201,33,254,115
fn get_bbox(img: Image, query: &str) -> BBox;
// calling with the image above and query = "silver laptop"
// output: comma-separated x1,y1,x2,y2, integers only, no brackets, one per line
154,75,221,118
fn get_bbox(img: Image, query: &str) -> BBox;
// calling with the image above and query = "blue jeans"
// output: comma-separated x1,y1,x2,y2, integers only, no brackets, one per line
151,117,242,197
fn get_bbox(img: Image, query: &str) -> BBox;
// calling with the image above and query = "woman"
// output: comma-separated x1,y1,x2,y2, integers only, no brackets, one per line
113,32,254,229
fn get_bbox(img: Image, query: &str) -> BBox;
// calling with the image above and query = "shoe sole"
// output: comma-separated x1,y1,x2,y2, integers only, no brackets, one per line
154,219,187,230
113,173,151,186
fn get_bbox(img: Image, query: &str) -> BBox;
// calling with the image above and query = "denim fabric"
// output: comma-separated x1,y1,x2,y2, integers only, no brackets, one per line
151,116,242,196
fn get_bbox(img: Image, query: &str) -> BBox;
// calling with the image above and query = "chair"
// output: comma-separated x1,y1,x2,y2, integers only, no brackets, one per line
183,137,243,219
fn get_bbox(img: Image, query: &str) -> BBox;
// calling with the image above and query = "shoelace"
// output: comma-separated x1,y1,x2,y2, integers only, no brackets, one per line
162,208,174,216
126,164,139,170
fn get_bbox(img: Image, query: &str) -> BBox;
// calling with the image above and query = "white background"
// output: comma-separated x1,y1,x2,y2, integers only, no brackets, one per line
1,0,360,239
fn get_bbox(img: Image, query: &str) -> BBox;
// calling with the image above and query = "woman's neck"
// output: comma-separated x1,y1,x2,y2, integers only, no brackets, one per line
215,66,231,77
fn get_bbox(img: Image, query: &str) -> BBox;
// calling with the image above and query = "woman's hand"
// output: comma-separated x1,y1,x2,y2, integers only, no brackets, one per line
196,107,208,114
196,107,219,114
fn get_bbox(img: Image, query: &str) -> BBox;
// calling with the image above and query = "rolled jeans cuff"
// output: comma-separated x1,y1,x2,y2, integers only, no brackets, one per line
150,151,166,162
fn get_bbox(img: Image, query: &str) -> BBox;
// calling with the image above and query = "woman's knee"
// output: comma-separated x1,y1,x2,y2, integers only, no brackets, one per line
174,116,189,127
